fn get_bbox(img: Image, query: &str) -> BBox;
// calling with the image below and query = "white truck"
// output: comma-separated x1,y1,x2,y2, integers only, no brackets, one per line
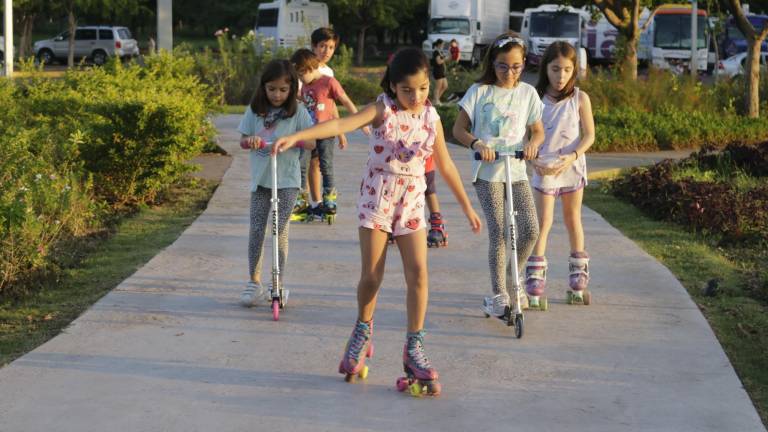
520,4,590,66
638,4,709,73
254,0,329,50
422,0,510,66
583,8,651,64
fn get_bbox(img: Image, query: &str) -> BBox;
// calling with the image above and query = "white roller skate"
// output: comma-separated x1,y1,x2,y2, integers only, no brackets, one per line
566,251,591,305
524,256,548,311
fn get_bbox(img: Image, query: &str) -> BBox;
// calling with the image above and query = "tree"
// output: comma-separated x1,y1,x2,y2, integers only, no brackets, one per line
327,0,401,65
723,0,768,118
13,0,50,58
592,0,645,80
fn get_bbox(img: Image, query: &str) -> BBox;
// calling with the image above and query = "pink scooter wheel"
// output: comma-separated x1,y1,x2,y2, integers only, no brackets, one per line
272,299,279,321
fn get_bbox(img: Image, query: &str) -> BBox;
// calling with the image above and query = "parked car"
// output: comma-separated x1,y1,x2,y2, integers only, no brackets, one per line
34,26,139,65
717,51,768,78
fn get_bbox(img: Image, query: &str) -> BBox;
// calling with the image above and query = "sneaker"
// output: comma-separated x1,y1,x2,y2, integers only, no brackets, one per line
482,293,510,317
240,281,267,307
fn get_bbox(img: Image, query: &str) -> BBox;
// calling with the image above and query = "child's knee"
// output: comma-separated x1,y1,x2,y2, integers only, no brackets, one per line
359,271,384,289
405,265,428,286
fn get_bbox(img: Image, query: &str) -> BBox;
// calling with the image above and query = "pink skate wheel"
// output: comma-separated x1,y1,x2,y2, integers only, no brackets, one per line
367,343,374,359
272,299,279,321
396,377,409,392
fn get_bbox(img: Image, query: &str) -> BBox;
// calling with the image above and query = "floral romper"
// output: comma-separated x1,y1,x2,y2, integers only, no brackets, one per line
357,93,438,237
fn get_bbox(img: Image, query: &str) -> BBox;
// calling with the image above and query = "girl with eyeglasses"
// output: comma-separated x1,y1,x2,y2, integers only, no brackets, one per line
453,32,545,318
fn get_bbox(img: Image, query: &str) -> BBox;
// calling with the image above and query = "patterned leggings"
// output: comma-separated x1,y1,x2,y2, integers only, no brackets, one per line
249,187,299,282
474,179,540,296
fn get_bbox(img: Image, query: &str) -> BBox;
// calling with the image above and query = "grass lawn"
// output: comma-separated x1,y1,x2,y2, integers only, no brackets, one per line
584,184,768,426
0,178,218,366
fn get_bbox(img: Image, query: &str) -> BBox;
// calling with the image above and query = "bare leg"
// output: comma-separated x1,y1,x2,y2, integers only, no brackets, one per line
357,227,390,322
532,190,555,256
425,193,440,214
395,229,429,332
561,188,585,253
309,157,322,203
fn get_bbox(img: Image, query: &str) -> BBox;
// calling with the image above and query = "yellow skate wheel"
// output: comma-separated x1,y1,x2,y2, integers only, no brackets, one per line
566,291,574,305
359,365,369,379
408,382,423,397
541,296,548,311
583,290,591,306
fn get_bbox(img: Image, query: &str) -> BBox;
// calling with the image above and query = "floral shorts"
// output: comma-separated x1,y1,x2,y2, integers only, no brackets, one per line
357,172,426,237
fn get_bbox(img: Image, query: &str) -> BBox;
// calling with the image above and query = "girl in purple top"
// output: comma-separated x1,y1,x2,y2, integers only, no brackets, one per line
527,41,596,307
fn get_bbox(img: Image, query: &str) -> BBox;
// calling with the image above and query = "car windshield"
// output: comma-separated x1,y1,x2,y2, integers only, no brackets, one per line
530,12,580,38
117,29,132,39
654,15,707,49
429,18,470,35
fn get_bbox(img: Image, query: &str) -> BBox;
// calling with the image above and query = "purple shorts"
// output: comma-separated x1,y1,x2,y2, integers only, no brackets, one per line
533,178,586,197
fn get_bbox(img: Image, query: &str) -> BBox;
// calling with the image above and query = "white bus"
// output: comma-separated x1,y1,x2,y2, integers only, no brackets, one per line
255,0,329,50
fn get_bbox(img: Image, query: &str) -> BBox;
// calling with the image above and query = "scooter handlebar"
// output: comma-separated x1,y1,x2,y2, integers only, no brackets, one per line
473,150,524,161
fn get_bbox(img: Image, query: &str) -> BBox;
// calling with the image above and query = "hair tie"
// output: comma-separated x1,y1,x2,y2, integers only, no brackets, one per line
494,37,526,49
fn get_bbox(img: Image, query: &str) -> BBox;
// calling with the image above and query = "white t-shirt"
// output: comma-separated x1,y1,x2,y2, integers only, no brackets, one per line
458,82,543,183
319,64,334,77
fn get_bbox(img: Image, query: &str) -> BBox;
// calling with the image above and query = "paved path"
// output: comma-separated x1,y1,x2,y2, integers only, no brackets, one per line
0,116,763,432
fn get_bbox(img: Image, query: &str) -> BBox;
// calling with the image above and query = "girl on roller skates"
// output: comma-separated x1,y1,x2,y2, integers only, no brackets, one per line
453,32,545,317
238,60,316,307
274,48,482,396
529,41,595,306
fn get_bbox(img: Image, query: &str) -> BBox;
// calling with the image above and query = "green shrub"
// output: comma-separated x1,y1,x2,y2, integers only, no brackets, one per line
186,31,291,106
583,69,768,151
1,57,215,296
435,104,459,142
610,142,768,245
0,120,96,297
339,74,381,106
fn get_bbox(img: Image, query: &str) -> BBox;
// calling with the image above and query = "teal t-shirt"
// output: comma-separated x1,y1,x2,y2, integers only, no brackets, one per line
458,82,543,183
237,104,313,191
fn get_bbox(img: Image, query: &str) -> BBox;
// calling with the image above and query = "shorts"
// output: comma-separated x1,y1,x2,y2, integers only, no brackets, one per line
357,172,427,237
533,178,586,197
425,170,437,196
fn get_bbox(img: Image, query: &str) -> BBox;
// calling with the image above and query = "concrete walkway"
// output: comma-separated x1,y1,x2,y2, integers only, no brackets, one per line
0,116,763,432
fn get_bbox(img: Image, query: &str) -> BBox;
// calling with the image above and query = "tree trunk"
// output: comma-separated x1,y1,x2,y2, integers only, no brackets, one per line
623,33,639,81
356,27,367,66
18,15,35,59
67,10,76,68
745,39,762,118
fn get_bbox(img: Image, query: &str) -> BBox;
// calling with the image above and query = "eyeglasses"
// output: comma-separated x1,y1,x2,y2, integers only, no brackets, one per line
494,62,524,73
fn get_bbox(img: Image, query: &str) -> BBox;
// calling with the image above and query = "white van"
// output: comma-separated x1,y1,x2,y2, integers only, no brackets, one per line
255,0,329,49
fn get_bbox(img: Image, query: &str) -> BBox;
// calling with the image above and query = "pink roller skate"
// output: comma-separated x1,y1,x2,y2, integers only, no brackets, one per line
524,256,548,311
566,251,591,305
396,331,441,397
338,320,374,382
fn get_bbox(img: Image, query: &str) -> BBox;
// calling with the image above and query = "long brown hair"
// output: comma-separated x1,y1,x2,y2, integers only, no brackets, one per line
249,59,298,117
535,41,578,102
477,32,527,85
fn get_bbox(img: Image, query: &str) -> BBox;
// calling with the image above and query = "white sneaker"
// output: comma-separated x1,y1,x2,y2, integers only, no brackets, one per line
482,293,510,317
240,281,267,307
